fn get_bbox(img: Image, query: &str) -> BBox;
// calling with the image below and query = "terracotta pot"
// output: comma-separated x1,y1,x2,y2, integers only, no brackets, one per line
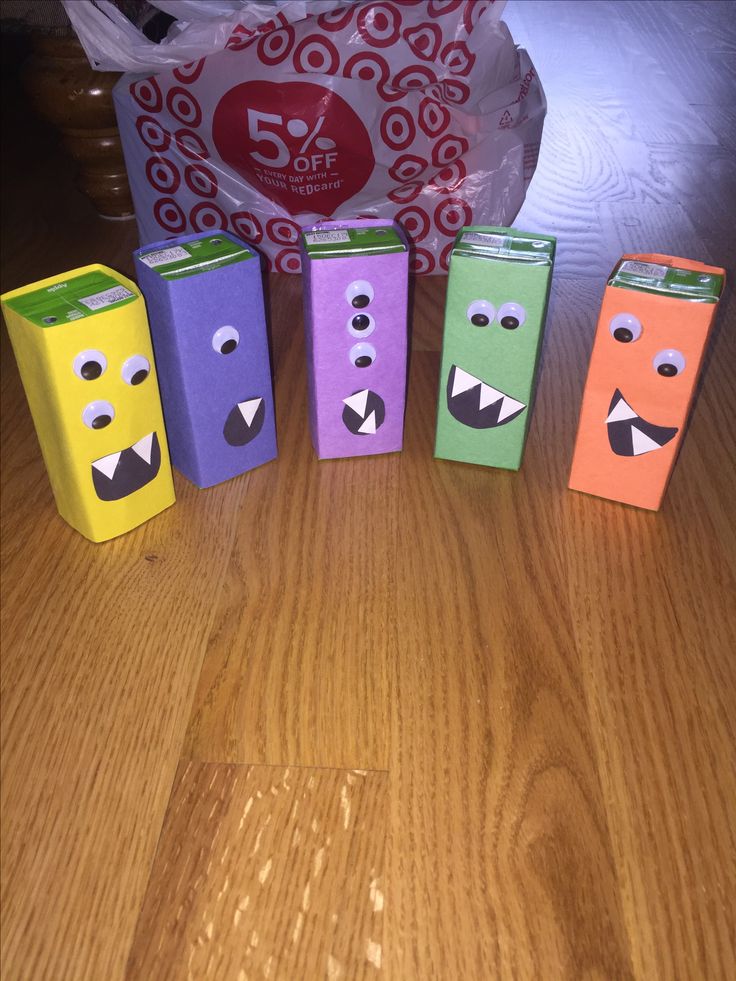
21,35,134,219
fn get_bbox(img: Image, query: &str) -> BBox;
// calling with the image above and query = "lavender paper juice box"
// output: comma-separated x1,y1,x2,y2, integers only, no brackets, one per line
300,219,409,460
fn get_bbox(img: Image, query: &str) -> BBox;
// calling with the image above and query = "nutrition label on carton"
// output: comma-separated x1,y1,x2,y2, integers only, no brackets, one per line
304,230,351,245
78,285,135,310
138,246,191,268
619,260,669,280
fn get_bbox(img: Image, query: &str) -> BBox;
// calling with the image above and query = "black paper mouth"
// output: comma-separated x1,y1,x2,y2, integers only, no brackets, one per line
606,388,678,456
223,397,266,446
91,431,161,501
446,365,526,429
342,389,386,435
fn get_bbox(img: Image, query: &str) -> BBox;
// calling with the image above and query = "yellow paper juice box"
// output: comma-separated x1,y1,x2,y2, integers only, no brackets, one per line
1,265,175,541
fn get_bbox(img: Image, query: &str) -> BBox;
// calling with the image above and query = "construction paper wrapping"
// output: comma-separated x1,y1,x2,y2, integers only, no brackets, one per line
0,266,175,542
568,254,726,511
435,225,555,470
93,0,546,274
300,218,409,459
134,231,277,488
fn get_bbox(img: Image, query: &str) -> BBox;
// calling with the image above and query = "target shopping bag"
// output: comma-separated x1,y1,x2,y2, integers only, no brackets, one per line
73,0,547,273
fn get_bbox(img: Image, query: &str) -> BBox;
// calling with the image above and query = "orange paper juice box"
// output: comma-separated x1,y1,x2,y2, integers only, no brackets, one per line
568,254,725,510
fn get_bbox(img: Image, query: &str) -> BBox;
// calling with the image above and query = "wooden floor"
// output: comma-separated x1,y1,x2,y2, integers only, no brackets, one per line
2,2,735,978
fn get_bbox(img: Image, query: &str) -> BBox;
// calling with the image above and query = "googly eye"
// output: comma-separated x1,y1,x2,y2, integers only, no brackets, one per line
346,280,374,309
497,301,526,330
653,349,686,377
347,311,375,338
73,350,107,381
350,342,376,368
609,313,642,343
82,400,115,430
121,355,150,386
212,326,239,355
466,300,495,327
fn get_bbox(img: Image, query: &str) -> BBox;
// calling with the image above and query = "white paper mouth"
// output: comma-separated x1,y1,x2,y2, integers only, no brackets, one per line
92,431,155,478
238,398,263,427
450,367,526,419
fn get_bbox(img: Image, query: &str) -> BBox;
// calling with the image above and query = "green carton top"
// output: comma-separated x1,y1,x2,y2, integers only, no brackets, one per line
608,258,723,302
2,269,138,329
137,236,254,280
302,225,406,258
452,226,556,263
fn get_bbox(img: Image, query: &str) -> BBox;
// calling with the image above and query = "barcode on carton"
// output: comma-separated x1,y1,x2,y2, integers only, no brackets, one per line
461,232,506,249
305,230,351,244
138,246,191,268
620,260,668,280
78,285,135,310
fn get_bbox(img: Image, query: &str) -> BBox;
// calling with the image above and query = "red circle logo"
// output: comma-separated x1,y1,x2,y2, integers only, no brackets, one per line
428,160,466,194
166,87,202,127
435,197,472,236
184,163,218,198
154,197,186,233
146,156,180,193
131,78,162,113
410,247,435,274
190,202,228,232
266,217,301,245
396,205,430,242
212,80,374,217
388,180,423,204
432,134,469,167
388,154,428,183
174,128,209,160
402,23,442,62
231,211,263,244
173,59,206,84
357,3,402,47
293,35,340,74
274,248,302,273
418,98,450,138
136,115,170,152
257,25,295,66
380,107,416,150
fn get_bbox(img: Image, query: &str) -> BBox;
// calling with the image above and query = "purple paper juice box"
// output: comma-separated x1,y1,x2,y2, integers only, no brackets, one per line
300,219,409,460
134,231,277,488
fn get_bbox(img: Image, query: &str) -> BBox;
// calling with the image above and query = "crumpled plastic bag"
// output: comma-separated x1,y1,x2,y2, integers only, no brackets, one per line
65,0,547,274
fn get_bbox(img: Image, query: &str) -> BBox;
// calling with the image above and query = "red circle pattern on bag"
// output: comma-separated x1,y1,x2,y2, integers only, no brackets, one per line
126,0,537,272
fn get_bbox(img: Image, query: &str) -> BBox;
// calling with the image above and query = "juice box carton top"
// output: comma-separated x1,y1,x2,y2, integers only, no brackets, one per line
451,226,556,264
607,257,724,302
301,224,406,258
135,233,255,281
2,268,139,329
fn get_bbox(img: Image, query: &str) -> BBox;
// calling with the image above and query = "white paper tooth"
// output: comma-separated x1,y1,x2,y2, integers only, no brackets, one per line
497,395,526,422
358,411,377,434
478,382,503,410
131,432,154,464
343,390,369,416
606,396,638,423
631,426,662,455
92,451,121,480
451,366,480,398
238,399,262,427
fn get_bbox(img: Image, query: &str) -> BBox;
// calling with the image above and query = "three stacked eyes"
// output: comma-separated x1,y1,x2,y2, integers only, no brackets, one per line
609,314,686,377
73,349,150,429
346,280,376,368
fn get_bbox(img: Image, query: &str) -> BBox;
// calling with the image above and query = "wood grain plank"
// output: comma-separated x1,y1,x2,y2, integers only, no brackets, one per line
182,296,398,771
126,762,387,981
385,298,635,978
561,273,736,979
